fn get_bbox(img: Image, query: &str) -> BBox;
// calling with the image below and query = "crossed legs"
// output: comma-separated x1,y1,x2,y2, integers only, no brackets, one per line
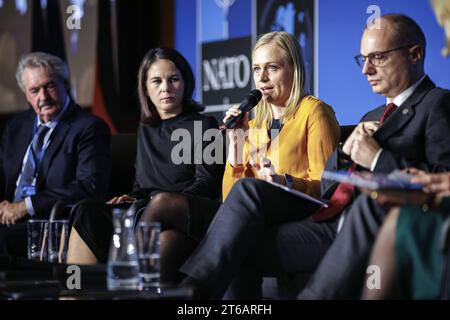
67,194,197,286
140,192,196,285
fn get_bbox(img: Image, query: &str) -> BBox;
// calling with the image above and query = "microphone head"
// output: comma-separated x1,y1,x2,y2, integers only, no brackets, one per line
222,89,263,130
248,89,262,104
240,89,262,112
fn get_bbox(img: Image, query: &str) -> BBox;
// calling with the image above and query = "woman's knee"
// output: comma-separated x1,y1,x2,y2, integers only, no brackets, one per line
142,192,189,223
152,192,188,207
142,192,171,220
227,178,268,205
234,178,267,192
383,207,401,234
217,179,270,225
151,192,174,204
375,207,401,250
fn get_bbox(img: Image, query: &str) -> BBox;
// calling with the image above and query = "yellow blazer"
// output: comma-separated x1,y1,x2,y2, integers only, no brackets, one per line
222,95,340,200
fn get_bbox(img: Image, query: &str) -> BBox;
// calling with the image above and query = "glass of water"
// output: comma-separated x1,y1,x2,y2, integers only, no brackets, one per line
47,220,69,263
27,219,48,261
136,222,161,289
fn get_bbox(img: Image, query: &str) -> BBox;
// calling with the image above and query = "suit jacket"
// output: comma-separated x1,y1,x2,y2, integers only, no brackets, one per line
320,76,450,203
0,103,111,218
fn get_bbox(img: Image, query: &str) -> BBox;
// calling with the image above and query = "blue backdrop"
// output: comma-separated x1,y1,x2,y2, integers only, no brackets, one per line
175,0,450,125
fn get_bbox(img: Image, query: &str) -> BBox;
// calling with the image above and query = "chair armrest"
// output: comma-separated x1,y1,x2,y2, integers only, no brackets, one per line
49,200,74,221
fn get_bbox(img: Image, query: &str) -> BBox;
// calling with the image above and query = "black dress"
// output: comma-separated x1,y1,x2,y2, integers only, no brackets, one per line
72,110,224,262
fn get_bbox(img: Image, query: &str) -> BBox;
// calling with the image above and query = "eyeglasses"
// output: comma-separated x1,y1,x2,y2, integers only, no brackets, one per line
354,45,412,68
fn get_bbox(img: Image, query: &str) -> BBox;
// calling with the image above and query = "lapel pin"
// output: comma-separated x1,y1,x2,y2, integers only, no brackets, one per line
402,108,409,115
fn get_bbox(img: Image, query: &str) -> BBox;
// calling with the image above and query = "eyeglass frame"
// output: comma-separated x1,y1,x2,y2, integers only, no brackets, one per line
354,44,414,68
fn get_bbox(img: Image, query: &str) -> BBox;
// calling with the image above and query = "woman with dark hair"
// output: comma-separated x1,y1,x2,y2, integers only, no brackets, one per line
66,48,224,283
137,47,203,124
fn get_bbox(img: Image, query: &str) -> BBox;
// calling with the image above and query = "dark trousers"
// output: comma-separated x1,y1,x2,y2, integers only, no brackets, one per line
180,178,339,299
298,193,389,299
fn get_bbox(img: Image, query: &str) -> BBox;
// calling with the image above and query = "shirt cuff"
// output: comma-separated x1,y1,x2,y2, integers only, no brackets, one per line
370,149,383,171
25,197,35,216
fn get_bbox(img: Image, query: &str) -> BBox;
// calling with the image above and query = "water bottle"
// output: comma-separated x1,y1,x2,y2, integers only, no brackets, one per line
107,207,141,290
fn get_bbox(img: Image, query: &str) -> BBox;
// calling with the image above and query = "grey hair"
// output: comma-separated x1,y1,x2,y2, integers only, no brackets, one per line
16,52,69,91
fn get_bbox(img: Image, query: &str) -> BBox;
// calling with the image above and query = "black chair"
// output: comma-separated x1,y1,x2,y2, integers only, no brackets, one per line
108,133,137,198
49,200,74,221
50,133,138,235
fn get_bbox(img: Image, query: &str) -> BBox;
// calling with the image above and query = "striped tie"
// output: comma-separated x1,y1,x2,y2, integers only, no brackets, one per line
14,125,50,201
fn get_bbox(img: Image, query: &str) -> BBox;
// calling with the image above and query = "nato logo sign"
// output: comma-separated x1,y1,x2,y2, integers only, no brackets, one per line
202,36,253,112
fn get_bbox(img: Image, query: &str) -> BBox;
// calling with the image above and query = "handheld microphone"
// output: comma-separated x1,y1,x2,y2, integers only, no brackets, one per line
220,89,262,131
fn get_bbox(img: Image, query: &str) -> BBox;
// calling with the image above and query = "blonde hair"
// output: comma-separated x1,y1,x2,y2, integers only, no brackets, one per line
252,31,306,129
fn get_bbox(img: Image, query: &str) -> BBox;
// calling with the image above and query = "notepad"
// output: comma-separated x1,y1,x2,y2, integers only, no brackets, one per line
322,170,424,191
268,181,328,208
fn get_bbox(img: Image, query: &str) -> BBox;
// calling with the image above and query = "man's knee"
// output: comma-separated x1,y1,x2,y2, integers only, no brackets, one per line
348,194,388,221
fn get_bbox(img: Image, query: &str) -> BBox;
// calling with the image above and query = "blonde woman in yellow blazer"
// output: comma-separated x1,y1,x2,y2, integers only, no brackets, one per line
180,31,341,299
222,31,340,200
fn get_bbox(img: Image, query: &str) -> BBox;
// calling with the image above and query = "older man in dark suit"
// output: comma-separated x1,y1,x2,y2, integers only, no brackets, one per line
0,52,111,257
180,14,450,299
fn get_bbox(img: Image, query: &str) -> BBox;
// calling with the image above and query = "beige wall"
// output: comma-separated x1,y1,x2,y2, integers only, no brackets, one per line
0,0,98,113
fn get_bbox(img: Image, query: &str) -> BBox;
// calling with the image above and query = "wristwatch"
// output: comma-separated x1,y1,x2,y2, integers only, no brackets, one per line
284,173,294,188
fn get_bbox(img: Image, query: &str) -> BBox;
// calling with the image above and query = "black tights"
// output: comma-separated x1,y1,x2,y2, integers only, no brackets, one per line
140,192,196,285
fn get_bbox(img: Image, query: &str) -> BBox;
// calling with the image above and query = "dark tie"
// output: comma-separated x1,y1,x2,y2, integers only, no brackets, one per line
14,125,50,202
311,103,398,221
379,103,397,124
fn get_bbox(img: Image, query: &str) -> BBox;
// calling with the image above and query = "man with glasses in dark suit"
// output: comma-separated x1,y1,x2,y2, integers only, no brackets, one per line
298,13,450,299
